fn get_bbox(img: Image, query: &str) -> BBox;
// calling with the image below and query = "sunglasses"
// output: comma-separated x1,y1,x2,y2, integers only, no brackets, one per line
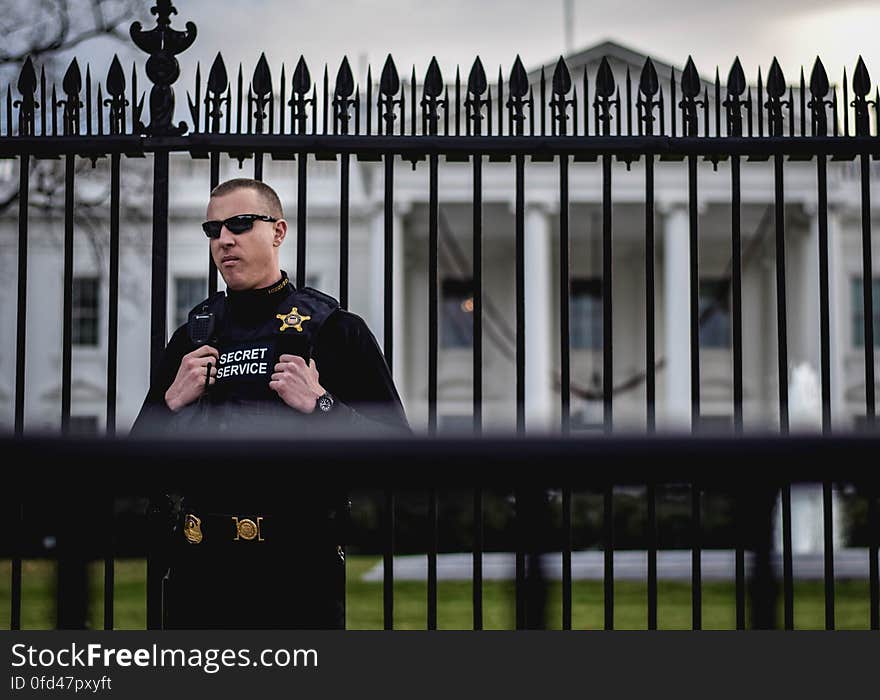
202,214,279,239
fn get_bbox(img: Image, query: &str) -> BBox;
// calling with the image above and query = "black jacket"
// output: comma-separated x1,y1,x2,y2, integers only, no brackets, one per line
130,272,410,439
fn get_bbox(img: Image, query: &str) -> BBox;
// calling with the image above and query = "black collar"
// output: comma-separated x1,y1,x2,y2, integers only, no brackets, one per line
226,271,293,314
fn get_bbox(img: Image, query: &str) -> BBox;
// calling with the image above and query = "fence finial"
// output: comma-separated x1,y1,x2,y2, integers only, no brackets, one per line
129,0,197,135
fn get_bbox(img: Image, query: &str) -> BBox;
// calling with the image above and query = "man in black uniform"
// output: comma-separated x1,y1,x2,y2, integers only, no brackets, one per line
131,177,409,629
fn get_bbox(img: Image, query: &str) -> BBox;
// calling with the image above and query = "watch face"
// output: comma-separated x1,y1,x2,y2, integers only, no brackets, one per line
318,394,334,412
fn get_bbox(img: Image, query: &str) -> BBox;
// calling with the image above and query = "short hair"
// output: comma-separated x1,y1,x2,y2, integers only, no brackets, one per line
209,178,283,218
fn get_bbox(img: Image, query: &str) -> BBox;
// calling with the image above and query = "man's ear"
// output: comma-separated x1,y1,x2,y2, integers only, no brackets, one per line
273,219,288,247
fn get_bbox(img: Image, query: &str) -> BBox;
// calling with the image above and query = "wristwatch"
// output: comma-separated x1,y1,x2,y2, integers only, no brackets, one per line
316,391,335,413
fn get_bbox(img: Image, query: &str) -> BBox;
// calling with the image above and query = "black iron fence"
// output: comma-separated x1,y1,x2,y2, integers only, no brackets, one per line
3,435,879,630
1,0,880,629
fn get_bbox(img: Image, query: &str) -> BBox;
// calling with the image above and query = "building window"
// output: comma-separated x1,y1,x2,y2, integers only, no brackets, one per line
439,414,474,433
72,277,99,346
174,277,207,328
699,279,731,349
851,277,880,347
571,279,602,350
442,278,474,348
69,415,99,435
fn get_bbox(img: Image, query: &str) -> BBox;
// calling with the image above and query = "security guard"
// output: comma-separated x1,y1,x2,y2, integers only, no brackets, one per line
131,178,409,629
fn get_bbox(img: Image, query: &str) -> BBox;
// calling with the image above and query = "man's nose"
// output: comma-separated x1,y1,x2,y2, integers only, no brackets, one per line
217,225,236,245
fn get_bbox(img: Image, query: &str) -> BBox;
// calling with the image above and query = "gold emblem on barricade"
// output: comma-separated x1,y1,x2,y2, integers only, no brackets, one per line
183,514,203,544
232,516,264,542
276,306,310,332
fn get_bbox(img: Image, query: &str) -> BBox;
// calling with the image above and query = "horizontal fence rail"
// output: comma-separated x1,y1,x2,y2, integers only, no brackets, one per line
1,435,879,630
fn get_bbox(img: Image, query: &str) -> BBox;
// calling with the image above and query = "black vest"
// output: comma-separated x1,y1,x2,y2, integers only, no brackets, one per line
176,282,340,433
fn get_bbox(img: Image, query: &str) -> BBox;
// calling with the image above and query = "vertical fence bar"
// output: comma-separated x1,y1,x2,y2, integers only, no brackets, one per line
428,489,438,629
106,151,121,435
602,153,613,431
61,154,75,434
869,489,879,630
515,153,525,434
473,153,483,433
384,489,395,630
859,152,875,420
735,491,746,629
296,153,308,289
339,152,350,309
781,485,794,628
560,153,571,433
817,154,831,432
208,152,219,295
647,483,658,630
732,155,744,432
562,487,572,630
471,85,485,629
473,488,483,630
14,153,29,437
147,149,170,630
687,152,699,430
823,481,835,629
104,497,115,629
604,485,614,629
646,152,656,431
428,154,439,434
383,154,394,371
773,153,790,433
104,152,121,629
692,484,702,629
750,487,779,630
515,489,525,629
11,503,23,630
426,67,441,621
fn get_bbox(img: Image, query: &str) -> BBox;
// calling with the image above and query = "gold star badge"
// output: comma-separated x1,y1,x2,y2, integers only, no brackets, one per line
276,305,310,332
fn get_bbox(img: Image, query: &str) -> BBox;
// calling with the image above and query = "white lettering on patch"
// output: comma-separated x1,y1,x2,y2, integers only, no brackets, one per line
216,344,270,380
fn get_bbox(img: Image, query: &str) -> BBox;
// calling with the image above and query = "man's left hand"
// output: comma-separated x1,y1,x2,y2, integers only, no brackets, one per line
269,354,325,413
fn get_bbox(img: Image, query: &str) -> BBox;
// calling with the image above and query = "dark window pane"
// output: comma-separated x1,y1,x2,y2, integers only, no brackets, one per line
699,279,730,349
175,277,207,328
441,279,474,348
72,277,99,346
851,277,880,347
69,415,99,435
571,279,602,350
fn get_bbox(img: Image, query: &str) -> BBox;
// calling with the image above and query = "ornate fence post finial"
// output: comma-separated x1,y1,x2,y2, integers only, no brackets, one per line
765,58,789,138
724,57,748,137
507,55,529,136
637,57,660,136
15,57,38,136
679,56,703,137
333,57,356,135
465,57,488,136
852,56,874,137
550,56,574,136
594,56,616,136
130,0,197,135
421,57,446,136
808,57,831,137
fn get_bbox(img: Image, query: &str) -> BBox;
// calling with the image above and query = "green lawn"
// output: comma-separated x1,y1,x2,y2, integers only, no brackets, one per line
0,557,874,630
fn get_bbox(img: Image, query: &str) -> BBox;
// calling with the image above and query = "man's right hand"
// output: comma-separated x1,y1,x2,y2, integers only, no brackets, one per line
164,345,219,412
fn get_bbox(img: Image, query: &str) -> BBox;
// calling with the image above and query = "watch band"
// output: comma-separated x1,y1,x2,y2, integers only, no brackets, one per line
316,392,335,413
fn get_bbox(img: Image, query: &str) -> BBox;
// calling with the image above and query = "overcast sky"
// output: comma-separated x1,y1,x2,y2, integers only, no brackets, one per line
17,0,880,109
168,0,879,88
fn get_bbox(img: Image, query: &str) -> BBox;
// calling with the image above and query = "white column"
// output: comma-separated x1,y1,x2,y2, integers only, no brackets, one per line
663,204,691,429
789,206,822,430
524,204,553,431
